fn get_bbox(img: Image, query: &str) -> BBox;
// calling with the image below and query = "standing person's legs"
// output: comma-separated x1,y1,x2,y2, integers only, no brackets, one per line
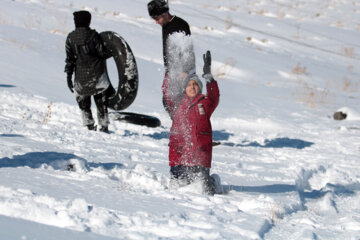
93,91,109,132
76,95,96,130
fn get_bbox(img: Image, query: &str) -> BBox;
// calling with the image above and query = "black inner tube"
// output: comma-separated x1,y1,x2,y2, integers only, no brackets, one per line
100,31,139,111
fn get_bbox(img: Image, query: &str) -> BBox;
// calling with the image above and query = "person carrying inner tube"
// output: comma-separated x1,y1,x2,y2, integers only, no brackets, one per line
64,10,111,133
163,51,220,195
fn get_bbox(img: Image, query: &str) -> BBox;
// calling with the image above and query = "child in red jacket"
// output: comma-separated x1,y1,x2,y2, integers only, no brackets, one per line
163,51,220,195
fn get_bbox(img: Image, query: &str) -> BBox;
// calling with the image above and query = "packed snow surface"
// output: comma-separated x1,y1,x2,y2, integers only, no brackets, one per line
0,0,359,239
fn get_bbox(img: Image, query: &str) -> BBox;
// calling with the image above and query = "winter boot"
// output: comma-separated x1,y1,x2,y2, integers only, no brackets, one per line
87,124,96,131
210,173,223,194
99,126,109,133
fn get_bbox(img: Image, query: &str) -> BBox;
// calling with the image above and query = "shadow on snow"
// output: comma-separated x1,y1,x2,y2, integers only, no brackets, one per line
0,134,25,138
143,129,234,141
222,182,356,204
223,137,314,149
0,84,16,88
0,151,124,170
128,129,313,150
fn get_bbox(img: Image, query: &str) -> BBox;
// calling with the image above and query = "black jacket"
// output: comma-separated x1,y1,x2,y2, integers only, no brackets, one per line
65,27,109,96
162,16,195,74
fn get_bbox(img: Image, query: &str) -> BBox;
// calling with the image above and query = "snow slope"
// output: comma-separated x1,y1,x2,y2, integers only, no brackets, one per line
0,0,359,239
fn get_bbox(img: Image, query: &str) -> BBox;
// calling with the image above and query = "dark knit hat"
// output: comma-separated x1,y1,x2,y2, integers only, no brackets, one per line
147,0,169,18
73,11,91,28
183,73,203,93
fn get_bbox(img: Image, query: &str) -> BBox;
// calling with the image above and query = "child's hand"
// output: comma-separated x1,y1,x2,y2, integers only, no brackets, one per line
202,50,211,77
203,51,214,82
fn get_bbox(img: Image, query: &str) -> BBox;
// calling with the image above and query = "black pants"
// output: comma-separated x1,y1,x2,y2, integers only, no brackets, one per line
76,92,109,127
170,165,216,195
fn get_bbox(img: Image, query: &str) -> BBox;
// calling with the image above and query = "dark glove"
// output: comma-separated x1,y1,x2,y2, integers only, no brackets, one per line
202,50,214,82
67,74,74,93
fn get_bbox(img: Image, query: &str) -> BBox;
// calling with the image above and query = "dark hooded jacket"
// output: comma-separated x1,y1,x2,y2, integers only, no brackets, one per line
65,27,109,96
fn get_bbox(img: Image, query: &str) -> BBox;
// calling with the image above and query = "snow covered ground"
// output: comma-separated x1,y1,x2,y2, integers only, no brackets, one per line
0,0,359,239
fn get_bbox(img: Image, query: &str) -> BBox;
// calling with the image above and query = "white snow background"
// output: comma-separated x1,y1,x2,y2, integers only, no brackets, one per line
0,0,360,239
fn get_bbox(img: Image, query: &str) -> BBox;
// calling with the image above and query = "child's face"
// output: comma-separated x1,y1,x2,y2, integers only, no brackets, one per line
185,80,200,99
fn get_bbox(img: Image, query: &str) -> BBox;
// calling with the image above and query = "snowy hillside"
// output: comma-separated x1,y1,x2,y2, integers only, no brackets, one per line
0,0,359,239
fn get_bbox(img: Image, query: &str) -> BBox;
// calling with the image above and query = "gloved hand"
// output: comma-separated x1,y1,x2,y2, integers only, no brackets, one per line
202,50,214,82
67,74,74,93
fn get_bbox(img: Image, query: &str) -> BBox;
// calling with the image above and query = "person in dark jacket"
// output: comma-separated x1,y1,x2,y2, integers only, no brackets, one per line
65,10,110,133
147,0,196,118
163,51,220,195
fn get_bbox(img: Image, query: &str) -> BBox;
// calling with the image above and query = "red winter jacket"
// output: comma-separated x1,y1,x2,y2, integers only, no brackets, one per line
163,79,219,168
